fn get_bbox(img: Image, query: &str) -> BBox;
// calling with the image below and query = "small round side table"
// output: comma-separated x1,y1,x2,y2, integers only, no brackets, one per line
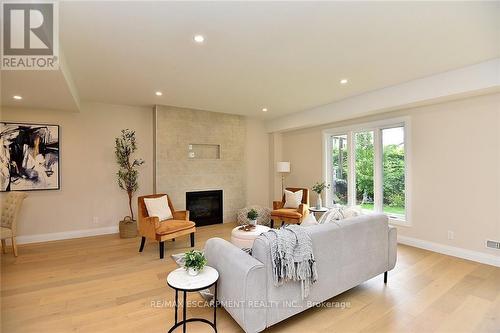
308,206,329,219
167,266,219,333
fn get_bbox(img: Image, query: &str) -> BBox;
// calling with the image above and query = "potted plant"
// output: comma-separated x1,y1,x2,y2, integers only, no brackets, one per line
115,129,144,238
247,208,259,226
184,250,207,276
312,181,330,209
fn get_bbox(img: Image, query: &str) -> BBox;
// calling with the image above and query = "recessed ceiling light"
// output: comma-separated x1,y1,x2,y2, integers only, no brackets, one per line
340,79,348,85
262,108,268,112
193,35,205,43
13,95,22,100
155,91,163,96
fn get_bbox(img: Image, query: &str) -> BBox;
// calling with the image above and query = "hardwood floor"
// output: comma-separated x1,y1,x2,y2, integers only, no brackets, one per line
1,222,499,333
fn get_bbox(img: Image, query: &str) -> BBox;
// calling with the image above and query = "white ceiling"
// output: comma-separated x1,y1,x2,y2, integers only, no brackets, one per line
2,1,500,118
1,69,79,112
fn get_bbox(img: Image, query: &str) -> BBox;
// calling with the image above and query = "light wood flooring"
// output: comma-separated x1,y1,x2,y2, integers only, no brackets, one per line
1,222,499,333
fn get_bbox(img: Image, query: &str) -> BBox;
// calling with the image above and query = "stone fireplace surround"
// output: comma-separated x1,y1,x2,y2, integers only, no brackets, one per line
155,105,246,223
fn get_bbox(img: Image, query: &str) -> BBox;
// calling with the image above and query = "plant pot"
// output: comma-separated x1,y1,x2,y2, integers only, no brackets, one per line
119,216,137,238
187,267,200,276
249,219,257,226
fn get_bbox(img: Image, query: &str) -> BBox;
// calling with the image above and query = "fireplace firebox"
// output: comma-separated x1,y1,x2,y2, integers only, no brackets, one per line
186,190,223,226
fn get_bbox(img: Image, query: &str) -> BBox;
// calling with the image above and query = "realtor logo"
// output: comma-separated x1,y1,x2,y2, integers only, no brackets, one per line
1,1,59,70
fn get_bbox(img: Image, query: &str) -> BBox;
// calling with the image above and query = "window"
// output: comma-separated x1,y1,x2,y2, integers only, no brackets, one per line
324,118,409,223
382,127,405,216
331,135,348,205
355,131,374,210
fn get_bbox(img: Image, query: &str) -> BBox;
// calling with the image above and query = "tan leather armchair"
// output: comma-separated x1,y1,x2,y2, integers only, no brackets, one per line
270,187,310,228
138,194,196,259
1,192,27,257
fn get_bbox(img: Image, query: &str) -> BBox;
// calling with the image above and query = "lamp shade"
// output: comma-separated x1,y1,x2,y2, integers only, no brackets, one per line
277,161,290,173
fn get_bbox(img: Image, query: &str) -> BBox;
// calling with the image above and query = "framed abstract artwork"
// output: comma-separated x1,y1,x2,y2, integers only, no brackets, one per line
0,122,60,191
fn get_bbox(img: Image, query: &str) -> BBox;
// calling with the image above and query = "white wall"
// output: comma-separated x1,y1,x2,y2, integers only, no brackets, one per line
246,118,270,207
280,93,500,260
1,103,154,242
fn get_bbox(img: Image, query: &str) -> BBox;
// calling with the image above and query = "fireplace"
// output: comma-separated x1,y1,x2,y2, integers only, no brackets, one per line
186,190,223,226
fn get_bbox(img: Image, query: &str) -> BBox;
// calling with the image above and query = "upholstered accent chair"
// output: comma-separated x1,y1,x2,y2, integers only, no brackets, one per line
138,194,196,259
270,187,310,228
1,192,27,257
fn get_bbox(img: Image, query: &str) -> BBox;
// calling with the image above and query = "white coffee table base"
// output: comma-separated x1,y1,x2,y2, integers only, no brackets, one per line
230,225,270,249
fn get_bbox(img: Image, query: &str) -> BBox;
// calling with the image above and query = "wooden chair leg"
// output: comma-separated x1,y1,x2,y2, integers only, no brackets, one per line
139,237,146,252
12,237,18,257
159,241,165,259
1,239,6,254
190,233,195,247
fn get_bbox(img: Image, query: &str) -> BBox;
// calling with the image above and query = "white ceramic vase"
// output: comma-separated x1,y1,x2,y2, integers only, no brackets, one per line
187,267,199,276
316,195,322,209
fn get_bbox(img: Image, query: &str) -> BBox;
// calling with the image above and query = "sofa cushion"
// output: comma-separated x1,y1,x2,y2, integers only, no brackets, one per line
343,205,363,218
155,220,195,235
271,208,302,219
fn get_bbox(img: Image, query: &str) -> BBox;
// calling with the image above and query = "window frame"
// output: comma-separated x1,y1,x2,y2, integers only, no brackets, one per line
322,117,411,226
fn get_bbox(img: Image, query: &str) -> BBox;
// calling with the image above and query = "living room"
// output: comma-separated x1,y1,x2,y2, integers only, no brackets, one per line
1,1,499,333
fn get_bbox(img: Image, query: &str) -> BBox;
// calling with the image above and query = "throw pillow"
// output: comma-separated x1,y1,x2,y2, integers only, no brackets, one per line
283,190,303,208
318,207,344,224
144,196,173,221
300,214,318,227
343,205,363,218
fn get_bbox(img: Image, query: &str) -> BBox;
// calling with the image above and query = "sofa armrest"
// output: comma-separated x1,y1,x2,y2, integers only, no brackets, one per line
173,210,189,221
204,238,266,333
388,226,397,271
273,201,284,210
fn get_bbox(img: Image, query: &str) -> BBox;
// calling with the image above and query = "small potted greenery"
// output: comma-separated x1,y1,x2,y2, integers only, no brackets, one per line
312,181,330,209
247,208,259,226
183,250,207,276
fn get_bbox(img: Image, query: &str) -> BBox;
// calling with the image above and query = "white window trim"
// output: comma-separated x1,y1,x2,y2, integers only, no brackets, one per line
322,116,412,226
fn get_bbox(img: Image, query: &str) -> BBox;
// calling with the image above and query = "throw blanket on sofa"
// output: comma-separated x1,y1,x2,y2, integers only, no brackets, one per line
262,225,318,299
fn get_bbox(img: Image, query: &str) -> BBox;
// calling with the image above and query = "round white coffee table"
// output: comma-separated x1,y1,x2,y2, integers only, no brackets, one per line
167,266,219,333
230,225,270,249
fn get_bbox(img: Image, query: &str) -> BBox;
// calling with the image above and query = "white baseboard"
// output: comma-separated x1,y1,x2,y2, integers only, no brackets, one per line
398,235,500,268
15,226,119,245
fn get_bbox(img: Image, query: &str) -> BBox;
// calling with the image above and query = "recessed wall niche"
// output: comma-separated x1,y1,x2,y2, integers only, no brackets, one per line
188,144,221,160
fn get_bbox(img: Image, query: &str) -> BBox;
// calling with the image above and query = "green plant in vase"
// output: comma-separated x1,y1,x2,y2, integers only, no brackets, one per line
247,208,259,226
312,181,330,209
184,250,207,276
